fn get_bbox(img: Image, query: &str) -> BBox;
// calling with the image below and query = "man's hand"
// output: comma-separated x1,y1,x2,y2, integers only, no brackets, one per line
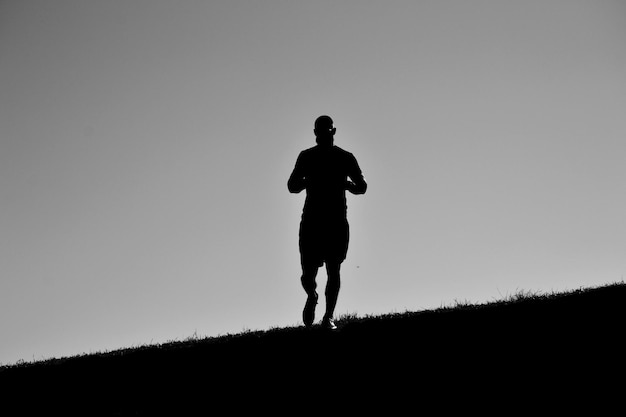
346,178,367,195
346,180,358,194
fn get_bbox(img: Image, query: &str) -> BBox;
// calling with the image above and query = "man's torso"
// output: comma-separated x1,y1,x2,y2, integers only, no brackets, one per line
299,145,355,222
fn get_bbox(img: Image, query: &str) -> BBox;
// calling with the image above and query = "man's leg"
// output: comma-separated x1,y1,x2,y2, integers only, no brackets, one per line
301,265,318,296
301,265,319,327
324,261,341,324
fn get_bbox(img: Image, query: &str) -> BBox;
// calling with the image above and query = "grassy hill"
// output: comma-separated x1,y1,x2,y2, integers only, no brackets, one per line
2,282,624,414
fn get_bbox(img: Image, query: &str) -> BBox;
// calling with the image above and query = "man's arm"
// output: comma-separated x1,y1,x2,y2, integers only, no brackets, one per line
346,153,367,195
288,153,306,193
346,177,367,194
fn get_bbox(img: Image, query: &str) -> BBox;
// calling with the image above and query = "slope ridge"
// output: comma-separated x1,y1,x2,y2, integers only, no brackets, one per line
2,282,624,414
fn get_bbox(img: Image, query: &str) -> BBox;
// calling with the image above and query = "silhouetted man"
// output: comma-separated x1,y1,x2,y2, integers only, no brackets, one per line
288,115,367,330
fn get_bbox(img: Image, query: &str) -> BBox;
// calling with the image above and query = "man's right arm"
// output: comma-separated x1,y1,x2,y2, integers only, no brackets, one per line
288,153,306,193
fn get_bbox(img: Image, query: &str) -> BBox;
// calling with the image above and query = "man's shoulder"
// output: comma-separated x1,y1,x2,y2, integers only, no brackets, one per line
332,145,352,156
299,145,355,162
332,146,358,164
300,146,318,155
308,145,354,156
296,146,317,164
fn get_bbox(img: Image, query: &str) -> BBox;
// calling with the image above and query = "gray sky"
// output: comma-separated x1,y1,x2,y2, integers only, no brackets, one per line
2,0,625,364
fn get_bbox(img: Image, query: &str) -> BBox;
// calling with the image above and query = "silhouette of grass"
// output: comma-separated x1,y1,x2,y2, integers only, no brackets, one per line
1,281,624,414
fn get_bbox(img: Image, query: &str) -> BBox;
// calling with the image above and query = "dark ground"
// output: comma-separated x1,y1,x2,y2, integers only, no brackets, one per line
2,282,624,415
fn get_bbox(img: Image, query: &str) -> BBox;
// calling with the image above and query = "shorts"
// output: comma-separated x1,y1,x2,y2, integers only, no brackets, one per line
299,218,349,268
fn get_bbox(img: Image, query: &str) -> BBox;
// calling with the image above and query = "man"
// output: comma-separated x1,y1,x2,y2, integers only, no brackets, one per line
288,115,367,330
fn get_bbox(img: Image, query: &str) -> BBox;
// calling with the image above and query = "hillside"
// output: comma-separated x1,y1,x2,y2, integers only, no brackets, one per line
1,282,625,414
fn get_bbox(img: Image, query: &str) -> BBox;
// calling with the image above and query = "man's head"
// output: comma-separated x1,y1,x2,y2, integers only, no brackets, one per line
314,115,336,146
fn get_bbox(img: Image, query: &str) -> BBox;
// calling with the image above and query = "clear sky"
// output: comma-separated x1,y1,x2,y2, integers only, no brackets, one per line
1,0,625,365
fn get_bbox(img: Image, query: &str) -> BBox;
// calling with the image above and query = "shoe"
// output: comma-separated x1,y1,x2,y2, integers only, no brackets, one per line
321,316,337,331
303,292,318,328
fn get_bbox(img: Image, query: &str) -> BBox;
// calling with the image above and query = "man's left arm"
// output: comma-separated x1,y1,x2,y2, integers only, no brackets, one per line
346,153,367,195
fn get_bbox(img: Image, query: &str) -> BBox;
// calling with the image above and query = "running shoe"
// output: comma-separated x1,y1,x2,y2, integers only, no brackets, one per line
321,316,337,331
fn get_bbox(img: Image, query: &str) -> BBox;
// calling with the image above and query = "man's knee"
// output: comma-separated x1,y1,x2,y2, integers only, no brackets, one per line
326,262,341,277
301,267,318,293
325,262,341,290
